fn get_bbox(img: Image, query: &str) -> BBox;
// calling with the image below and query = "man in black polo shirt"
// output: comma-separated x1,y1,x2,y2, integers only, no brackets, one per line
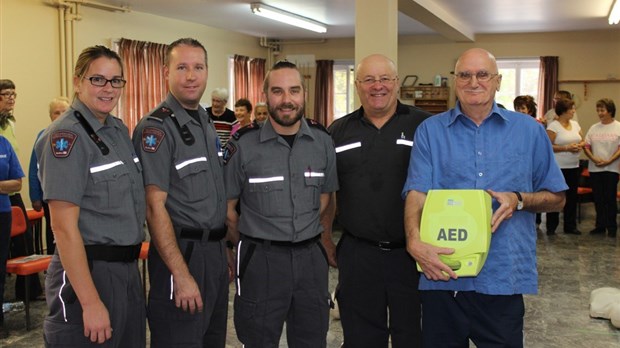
322,54,430,348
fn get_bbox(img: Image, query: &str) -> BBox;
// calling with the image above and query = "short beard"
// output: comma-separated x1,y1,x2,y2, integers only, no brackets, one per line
268,103,305,127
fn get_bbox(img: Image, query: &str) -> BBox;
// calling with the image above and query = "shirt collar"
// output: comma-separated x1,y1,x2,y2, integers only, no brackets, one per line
448,101,508,126
259,117,316,143
355,101,406,125
165,93,208,126
71,98,121,132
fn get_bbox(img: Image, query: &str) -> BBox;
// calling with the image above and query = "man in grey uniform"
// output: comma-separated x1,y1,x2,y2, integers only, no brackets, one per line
133,38,229,347
224,60,339,347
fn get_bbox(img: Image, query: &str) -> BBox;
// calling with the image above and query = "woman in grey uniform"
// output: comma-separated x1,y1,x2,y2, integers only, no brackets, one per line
35,46,146,347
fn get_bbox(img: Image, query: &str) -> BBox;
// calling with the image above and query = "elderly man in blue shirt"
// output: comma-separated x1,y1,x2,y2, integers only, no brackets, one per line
403,48,567,348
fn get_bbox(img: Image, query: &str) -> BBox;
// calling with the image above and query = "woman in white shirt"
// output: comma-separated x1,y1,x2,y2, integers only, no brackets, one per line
546,98,584,235
584,98,620,237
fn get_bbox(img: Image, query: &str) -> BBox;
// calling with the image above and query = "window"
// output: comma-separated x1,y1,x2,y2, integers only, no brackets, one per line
495,58,540,115
333,61,355,120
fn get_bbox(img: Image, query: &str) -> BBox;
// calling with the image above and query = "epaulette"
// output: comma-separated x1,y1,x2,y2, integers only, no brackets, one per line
146,106,173,123
306,118,330,134
232,122,260,140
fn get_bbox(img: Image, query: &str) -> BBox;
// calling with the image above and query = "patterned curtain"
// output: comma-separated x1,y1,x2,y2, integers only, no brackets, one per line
116,38,168,134
314,60,334,126
234,54,250,101
539,56,559,119
249,58,266,105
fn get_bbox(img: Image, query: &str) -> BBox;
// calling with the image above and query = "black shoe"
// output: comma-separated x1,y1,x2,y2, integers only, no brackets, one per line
565,229,581,235
546,230,556,236
590,228,606,234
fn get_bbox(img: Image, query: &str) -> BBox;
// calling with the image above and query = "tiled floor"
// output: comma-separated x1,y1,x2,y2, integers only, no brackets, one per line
3,204,620,347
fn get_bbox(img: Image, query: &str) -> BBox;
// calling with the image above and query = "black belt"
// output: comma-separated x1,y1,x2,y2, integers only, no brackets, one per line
344,231,405,251
242,234,320,248
179,227,227,241
84,244,142,262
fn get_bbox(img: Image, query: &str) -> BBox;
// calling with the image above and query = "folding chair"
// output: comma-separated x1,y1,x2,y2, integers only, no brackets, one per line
5,206,52,330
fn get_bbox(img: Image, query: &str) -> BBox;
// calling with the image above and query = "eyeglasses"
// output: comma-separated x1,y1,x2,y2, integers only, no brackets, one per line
453,71,499,83
85,76,127,88
357,77,398,86
0,92,17,99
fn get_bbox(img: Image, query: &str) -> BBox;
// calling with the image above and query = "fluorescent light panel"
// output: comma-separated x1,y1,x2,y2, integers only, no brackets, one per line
610,0,620,25
251,3,327,33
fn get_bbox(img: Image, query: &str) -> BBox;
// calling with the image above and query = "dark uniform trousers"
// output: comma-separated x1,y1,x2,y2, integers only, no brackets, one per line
234,236,330,348
337,234,422,348
43,255,145,347
147,234,228,348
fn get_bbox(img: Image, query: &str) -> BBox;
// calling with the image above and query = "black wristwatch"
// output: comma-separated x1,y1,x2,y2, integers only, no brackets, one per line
512,191,524,211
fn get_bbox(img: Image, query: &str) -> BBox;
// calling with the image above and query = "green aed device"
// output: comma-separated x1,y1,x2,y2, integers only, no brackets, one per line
417,189,492,277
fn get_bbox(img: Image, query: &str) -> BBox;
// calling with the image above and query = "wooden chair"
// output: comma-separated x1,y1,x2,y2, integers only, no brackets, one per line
6,206,52,330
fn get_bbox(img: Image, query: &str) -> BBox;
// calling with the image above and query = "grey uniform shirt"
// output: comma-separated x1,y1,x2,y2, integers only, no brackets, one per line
224,119,339,242
133,93,226,229
35,99,146,246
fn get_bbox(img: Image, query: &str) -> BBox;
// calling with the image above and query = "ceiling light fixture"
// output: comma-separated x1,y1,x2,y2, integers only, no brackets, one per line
610,0,620,25
250,2,327,33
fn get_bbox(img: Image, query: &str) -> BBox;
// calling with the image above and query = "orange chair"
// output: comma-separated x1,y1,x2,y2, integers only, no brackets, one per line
139,241,150,298
6,206,52,330
581,167,590,178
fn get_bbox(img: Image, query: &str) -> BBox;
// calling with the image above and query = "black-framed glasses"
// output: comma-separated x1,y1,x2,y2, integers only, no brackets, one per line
356,77,398,86
0,92,17,99
453,71,499,83
85,76,126,88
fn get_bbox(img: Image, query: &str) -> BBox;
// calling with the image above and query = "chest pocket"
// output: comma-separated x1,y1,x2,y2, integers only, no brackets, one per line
248,177,285,216
303,173,325,209
176,157,210,202
90,161,130,209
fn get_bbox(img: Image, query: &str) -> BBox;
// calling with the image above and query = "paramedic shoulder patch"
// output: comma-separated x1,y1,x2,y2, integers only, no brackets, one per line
50,130,78,158
223,142,237,165
142,127,165,153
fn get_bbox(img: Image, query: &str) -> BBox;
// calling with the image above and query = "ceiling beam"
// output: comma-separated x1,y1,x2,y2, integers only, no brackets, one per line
398,0,475,42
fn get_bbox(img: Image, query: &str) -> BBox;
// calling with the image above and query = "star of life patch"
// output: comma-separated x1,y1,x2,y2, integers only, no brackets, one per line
142,127,165,153
223,142,237,165
50,130,78,158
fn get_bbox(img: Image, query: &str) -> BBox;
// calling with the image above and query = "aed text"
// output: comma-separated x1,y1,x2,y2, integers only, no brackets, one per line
437,228,467,241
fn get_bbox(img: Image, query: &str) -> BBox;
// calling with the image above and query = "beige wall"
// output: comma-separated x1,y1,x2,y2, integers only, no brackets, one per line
2,0,620,208
0,0,267,207
280,30,620,133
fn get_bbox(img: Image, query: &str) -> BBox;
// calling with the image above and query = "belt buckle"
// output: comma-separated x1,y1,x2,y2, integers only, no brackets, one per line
378,241,391,251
